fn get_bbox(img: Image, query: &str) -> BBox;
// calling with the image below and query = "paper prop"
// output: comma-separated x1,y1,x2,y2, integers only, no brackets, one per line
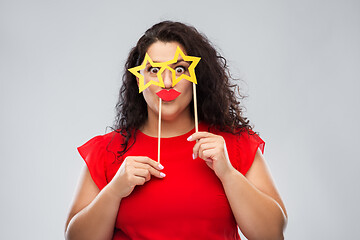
156,89,181,101
128,47,201,163
128,53,165,93
128,47,200,93
160,46,201,87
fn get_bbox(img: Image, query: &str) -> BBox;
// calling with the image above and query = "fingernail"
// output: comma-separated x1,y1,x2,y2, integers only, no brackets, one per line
187,136,192,141
158,164,164,170
192,153,195,159
160,172,166,177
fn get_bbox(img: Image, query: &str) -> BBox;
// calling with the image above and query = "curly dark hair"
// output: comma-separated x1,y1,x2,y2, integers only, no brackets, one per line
113,21,252,157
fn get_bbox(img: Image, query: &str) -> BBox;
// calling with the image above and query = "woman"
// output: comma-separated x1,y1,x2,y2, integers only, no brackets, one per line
65,21,287,240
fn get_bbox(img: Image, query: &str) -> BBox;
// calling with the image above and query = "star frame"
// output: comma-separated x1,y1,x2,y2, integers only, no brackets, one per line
162,46,201,87
128,53,166,93
128,46,201,93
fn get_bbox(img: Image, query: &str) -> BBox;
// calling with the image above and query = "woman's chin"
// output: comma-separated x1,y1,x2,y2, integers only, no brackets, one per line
160,111,180,122
160,106,189,122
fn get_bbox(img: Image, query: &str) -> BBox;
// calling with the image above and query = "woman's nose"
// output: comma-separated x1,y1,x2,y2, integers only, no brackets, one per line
162,68,173,89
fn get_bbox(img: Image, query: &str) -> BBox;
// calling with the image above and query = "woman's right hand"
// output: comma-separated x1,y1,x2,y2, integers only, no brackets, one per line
107,156,166,199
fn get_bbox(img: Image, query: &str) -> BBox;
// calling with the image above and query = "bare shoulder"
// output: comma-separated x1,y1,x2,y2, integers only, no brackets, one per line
245,149,288,218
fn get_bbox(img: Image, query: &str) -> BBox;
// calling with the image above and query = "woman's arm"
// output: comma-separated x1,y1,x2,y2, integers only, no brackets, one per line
65,157,165,240
221,149,287,240
65,166,121,240
189,132,287,240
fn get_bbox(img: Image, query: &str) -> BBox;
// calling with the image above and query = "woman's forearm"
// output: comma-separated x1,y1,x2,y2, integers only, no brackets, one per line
65,183,122,240
221,169,287,240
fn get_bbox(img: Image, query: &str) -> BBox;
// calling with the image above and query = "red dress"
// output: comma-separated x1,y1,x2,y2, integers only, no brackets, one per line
78,122,265,240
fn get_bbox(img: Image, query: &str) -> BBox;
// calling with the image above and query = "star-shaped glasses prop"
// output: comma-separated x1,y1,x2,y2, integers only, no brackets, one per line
128,47,201,93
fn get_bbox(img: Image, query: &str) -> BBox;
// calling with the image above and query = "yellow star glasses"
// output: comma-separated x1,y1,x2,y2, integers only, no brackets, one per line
128,47,201,93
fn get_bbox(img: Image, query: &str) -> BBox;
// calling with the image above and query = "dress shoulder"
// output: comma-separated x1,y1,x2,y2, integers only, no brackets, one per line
213,128,265,176
77,131,123,190
234,129,265,175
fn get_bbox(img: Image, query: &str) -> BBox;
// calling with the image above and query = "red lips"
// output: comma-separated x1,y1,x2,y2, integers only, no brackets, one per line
156,89,181,101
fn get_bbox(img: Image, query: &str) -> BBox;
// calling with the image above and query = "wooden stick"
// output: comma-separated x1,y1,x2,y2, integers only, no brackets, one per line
158,98,162,163
193,82,198,133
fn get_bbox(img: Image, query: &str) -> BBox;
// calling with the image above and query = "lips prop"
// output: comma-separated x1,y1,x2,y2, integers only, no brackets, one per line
156,89,181,101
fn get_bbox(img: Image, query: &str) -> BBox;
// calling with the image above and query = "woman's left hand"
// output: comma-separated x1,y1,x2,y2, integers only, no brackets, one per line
187,132,235,181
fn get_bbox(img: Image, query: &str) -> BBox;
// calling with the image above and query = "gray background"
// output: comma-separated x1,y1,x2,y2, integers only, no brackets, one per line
1,0,359,239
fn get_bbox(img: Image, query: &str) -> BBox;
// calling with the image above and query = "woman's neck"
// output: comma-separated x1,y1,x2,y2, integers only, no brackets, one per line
140,107,194,138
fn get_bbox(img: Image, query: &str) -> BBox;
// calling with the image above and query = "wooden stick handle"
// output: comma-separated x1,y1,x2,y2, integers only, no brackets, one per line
158,98,162,163
193,83,198,133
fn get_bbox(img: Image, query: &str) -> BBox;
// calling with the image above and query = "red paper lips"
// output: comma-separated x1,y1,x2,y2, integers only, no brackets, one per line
156,89,181,101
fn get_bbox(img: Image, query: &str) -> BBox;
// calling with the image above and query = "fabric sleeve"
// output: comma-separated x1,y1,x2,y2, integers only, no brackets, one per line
235,131,265,175
77,135,108,190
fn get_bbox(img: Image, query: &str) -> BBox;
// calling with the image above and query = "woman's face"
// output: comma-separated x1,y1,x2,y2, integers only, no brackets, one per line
139,41,193,121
